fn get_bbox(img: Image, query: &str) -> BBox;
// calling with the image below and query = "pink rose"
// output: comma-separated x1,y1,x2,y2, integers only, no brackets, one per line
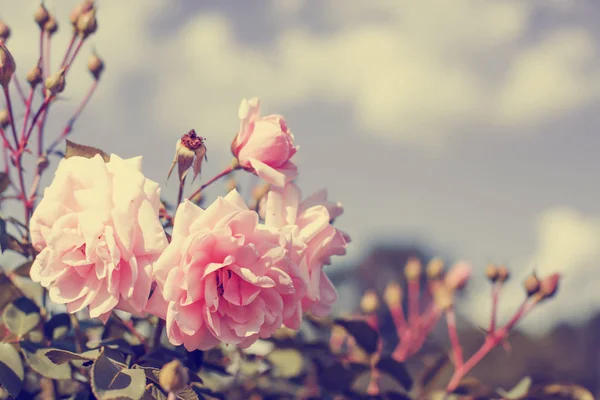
29,154,168,323
264,183,349,317
231,97,298,187
146,190,306,351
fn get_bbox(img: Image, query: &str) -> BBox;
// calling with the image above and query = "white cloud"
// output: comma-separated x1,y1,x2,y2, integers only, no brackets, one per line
461,207,600,336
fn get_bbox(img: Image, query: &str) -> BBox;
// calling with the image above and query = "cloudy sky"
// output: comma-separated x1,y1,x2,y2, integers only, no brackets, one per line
1,0,599,335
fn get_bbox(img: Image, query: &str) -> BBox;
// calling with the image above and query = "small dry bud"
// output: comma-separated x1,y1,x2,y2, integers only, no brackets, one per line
26,64,43,87
43,15,58,36
0,109,10,128
360,290,379,313
524,274,541,297
70,1,94,27
0,40,16,87
485,264,499,282
45,66,67,95
445,261,472,291
0,21,10,41
76,8,97,38
34,3,50,29
496,265,510,283
426,258,444,280
159,360,189,393
432,282,454,311
383,282,402,307
404,257,422,281
167,129,207,184
87,52,104,80
537,273,560,301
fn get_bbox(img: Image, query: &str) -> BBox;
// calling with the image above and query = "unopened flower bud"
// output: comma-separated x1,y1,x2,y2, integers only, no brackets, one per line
76,9,97,38
383,282,402,307
496,265,510,283
26,64,43,88
537,273,560,301
426,258,444,280
87,52,104,80
524,274,540,297
159,359,188,393
70,1,94,27
45,66,67,95
0,21,10,41
44,16,58,36
0,109,10,129
34,3,50,29
445,261,472,291
360,290,379,313
432,282,454,311
0,40,16,87
404,257,422,281
167,129,207,184
485,264,498,282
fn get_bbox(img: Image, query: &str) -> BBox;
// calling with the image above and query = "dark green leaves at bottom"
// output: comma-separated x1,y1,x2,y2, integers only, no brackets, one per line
65,139,110,162
91,348,146,400
334,318,379,354
0,342,24,398
376,357,413,391
20,341,72,380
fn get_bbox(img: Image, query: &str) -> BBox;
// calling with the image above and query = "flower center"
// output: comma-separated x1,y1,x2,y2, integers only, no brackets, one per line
215,268,233,296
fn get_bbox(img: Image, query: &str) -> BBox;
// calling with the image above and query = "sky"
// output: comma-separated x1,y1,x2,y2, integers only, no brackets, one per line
0,0,599,336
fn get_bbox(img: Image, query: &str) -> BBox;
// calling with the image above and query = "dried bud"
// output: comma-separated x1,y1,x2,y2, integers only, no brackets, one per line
360,290,379,313
524,274,540,297
34,3,50,29
36,154,49,175
76,8,97,38
159,359,189,393
167,129,207,184
485,264,499,282
87,52,104,80
432,282,454,311
537,273,560,301
0,21,10,41
426,258,444,280
26,64,43,87
404,257,422,281
70,1,94,27
445,261,472,291
496,265,510,283
0,109,10,129
0,40,16,87
45,66,67,95
43,15,58,36
383,282,402,307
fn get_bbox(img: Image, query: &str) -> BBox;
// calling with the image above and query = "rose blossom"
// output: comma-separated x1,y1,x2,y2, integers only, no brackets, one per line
146,190,306,351
230,97,298,187
264,183,349,317
29,154,168,322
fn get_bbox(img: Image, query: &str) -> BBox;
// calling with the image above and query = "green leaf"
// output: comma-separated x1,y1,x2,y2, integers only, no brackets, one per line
65,139,110,162
0,172,9,195
496,376,532,399
2,296,41,337
20,341,72,380
376,356,413,391
45,348,101,365
0,273,21,310
91,348,146,400
267,348,304,378
0,342,24,398
12,261,33,278
44,313,72,340
334,318,379,354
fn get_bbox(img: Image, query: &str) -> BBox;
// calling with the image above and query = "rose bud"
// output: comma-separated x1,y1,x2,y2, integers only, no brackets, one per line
496,265,510,283
76,8,97,38
404,257,422,281
426,258,444,280
231,97,298,187
27,64,43,88
360,290,379,314
485,264,499,282
383,281,402,307
44,16,58,36
444,261,472,291
70,1,94,27
0,108,10,129
167,129,207,184
0,21,10,41
87,52,104,80
45,66,67,95
0,40,15,87
34,3,50,29
159,360,189,393
524,274,541,297
537,273,560,301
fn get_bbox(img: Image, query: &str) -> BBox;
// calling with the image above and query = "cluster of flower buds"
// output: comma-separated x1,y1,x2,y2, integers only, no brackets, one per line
70,0,97,38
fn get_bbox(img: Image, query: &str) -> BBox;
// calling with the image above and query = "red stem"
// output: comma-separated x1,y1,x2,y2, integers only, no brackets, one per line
44,33,51,75
488,282,501,333
60,34,77,68
445,307,463,368
3,85,19,148
12,75,26,105
20,87,36,145
389,304,407,336
187,165,236,201
408,279,420,325
65,37,85,73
